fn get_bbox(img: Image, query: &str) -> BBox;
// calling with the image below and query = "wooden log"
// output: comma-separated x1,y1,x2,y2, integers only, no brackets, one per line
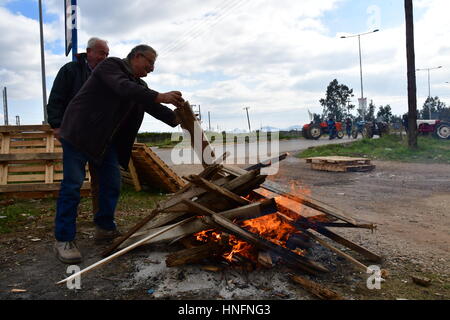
177,101,216,167
182,199,329,275
294,217,382,263
183,174,249,205
290,274,344,300
166,236,231,267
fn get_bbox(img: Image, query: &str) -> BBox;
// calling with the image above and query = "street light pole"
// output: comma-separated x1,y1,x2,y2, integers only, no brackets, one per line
416,66,443,119
341,29,379,121
243,107,251,132
38,0,48,124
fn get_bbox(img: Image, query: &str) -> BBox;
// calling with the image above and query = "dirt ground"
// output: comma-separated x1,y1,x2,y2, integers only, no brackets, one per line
0,155,449,300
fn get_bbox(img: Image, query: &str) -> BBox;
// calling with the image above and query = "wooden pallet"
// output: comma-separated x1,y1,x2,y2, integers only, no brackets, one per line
0,125,90,199
305,156,375,172
121,143,186,193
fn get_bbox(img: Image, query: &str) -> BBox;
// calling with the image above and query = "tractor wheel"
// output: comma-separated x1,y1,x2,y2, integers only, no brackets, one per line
435,122,450,140
352,129,358,139
302,128,310,139
337,131,344,139
308,124,322,140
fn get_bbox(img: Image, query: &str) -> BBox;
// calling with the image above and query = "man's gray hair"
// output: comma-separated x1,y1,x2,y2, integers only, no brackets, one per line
87,37,108,49
127,45,158,60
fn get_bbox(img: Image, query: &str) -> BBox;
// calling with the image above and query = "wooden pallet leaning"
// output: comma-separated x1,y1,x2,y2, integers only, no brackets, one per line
121,143,186,193
0,125,90,199
305,156,376,172
120,158,142,192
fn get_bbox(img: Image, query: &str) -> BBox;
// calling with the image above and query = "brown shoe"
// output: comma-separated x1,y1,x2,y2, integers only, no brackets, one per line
54,241,82,264
94,226,122,243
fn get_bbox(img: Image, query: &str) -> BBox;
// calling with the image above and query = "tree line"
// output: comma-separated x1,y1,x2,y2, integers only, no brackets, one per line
311,79,449,123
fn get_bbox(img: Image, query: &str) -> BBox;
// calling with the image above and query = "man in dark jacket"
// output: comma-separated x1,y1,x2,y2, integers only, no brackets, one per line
47,37,109,221
54,44,185,264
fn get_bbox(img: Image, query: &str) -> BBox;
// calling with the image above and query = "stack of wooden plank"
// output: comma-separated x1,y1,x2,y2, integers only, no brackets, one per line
121,143,186,193
0,125,90,199
305,156,376,172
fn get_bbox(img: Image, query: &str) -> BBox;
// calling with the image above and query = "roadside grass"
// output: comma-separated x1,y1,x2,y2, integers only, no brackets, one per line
297,134,450,164
0,184,168,235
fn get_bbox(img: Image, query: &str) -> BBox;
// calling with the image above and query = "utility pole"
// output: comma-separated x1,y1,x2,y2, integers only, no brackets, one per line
243,107,251,132
38,0,48,124
405,0,418,148
16,115,20,126
416,66,442,119
2,87,8,125
341,29,379,121
208,111,211,131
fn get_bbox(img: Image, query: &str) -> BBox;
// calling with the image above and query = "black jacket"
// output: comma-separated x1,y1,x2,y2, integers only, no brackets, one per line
46,53,91,129
59,57,178,168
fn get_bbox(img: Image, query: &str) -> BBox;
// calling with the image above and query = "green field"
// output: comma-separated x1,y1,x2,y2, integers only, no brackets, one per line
297,134,450,164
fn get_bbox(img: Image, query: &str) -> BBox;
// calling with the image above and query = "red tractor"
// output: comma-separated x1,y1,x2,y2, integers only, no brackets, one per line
417,120,450,139
302,121,344,140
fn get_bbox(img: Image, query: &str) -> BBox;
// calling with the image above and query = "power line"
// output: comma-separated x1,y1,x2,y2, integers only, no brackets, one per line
159,0,238,53
160,0,248,56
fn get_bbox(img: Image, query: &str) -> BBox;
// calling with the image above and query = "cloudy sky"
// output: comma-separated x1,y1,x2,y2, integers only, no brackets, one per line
0,0,449,132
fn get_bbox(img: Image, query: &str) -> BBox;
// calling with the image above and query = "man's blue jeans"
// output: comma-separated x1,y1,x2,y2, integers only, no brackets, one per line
55,139,121,242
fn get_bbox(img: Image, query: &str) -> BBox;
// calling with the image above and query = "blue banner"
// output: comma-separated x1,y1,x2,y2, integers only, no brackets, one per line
64,0,78,61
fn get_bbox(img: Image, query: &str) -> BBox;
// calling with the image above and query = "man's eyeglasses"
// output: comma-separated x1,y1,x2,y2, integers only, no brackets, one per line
140,53,155,67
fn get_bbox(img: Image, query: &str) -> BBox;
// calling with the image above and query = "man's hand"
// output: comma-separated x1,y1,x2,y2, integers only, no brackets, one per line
53,128,61,141
155,91,185,108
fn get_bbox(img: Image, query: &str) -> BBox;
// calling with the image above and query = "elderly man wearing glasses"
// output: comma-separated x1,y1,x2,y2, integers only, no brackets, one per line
53,44,185,264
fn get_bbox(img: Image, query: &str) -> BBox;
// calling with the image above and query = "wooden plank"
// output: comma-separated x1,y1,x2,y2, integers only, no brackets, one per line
0,125,52,133
10,148,48,154
183,174,249,205
294,217,382,262
0,182,90,193
290,275,344,300
10,140,47,147
0,133,10,184
9,133,49,139
305,156,371,164
8,174,46,182
127,158,142,192
177,101,216,167
0,153,63,162
310,163,375,172
8,165,46,173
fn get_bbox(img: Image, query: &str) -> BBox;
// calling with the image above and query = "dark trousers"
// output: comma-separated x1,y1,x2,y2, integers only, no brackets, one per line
54,139,121,242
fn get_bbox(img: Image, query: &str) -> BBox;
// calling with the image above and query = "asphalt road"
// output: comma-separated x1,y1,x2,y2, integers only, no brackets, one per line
152,136,360,165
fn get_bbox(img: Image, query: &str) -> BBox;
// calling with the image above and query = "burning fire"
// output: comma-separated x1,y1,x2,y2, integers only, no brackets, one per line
194,180,315,263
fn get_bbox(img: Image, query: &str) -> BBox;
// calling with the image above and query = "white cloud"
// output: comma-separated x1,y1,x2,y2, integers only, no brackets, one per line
1,0,450,131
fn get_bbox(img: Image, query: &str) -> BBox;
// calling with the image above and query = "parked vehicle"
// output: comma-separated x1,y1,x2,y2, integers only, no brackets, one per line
352,121,389,139
302,121,344,140
417,120,450,140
